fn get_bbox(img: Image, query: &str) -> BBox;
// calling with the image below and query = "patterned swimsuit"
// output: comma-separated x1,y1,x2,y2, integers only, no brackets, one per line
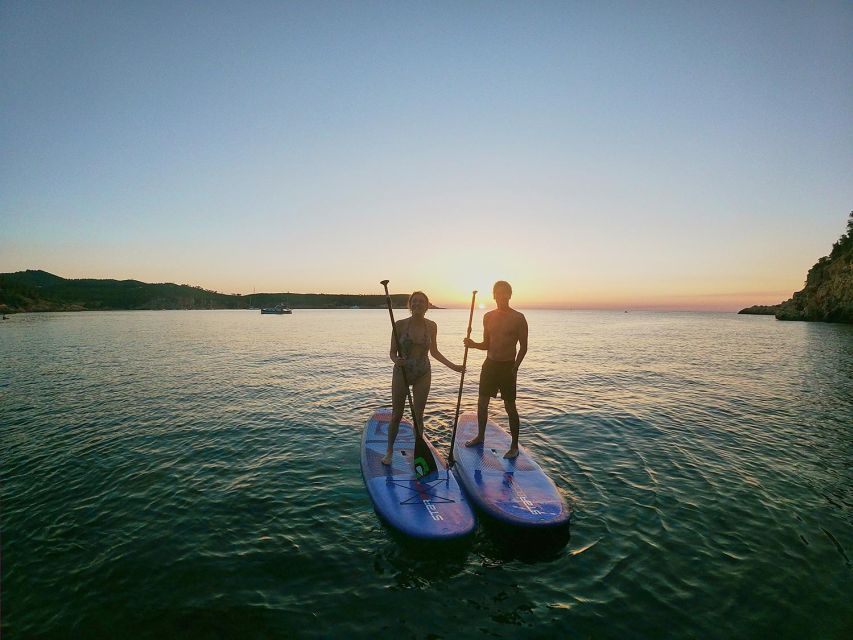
398,319,431,383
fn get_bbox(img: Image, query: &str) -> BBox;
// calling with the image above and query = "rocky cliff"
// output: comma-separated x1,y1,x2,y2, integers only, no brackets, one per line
740,212,852,323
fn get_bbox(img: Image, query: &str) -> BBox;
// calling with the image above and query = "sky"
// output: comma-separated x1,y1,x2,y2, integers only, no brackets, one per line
1,1,851,310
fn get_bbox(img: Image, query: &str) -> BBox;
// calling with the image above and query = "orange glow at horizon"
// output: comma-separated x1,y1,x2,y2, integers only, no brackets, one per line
426,269,794,311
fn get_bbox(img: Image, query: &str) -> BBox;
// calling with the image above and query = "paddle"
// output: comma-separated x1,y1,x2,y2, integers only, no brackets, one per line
380,280,438,479
448,290,477,466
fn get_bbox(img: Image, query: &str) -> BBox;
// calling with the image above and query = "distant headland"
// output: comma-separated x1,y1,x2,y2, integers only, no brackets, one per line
0,270,433,313
739,211,852,323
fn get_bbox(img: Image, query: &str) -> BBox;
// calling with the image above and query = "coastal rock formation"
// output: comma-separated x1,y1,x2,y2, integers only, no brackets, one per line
740,212,852,323
738,304,780,316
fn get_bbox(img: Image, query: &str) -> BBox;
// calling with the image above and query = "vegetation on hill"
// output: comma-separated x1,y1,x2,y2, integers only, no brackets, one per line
0,271,413,312
740,212,852,323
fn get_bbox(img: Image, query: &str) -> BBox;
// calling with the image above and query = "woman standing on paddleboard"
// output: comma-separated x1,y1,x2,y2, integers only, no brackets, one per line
382,291,464,465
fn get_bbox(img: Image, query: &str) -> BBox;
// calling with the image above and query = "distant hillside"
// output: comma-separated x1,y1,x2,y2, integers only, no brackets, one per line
739,212,852,323
0,271,415,312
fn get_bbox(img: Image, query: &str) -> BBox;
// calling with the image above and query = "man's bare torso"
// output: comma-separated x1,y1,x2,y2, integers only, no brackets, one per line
484,308,527,362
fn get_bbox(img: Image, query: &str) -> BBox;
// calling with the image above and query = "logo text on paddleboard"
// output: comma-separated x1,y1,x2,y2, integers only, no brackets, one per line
505,473,543,515
422,498,444,521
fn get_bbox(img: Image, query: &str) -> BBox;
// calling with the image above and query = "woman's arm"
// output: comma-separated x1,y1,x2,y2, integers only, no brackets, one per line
429,321,463,372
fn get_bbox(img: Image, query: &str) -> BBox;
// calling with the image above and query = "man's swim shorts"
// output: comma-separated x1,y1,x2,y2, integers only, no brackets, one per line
479,358,517,401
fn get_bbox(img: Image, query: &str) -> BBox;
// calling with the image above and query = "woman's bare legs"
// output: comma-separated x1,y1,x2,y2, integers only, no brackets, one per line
411,371,430,439
382,368,431,464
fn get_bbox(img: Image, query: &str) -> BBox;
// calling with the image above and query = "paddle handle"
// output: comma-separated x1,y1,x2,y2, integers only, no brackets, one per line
448,290,477,465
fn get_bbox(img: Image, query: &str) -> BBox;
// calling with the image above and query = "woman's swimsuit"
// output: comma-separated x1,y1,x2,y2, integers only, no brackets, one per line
398,319,431,383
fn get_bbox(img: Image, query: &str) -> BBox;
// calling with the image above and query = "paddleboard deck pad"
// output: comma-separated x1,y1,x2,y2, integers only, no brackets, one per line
452,412,570,528
361,407,476,540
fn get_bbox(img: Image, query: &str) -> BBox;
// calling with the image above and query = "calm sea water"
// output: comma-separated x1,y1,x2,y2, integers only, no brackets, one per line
2,309,851,639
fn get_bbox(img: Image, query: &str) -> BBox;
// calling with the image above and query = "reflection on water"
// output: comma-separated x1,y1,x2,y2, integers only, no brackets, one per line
1,309,851,638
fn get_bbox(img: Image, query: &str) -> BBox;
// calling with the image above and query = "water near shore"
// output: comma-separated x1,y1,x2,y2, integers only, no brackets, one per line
2,309,851,638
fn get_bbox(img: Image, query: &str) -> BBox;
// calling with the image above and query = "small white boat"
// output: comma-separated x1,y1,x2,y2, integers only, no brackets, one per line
261,303,292,315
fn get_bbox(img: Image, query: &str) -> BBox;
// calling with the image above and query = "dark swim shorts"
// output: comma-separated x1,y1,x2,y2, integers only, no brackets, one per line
479,359,517,401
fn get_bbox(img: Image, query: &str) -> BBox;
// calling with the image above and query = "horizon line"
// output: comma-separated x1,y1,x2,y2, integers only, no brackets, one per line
1,268,787,312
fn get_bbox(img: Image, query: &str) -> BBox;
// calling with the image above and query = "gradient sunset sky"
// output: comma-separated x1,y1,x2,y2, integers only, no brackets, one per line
2,2,851,310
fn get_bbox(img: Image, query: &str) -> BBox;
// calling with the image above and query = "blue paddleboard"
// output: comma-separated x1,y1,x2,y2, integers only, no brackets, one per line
361,407,476,540
452,412,570,528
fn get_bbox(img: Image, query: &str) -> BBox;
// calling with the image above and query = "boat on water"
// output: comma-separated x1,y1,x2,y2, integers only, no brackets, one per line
261,303,292,314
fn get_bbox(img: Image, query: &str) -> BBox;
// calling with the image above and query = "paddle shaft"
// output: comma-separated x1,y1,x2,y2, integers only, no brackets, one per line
449,290,477,465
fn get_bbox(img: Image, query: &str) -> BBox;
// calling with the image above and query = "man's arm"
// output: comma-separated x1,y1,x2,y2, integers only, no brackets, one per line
464,314,491,350
513,314,528,372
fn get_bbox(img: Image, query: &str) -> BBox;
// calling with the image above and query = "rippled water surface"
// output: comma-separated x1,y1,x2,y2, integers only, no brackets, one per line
2,309,851,638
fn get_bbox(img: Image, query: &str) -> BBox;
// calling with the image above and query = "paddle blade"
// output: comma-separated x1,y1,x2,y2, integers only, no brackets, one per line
413,434,438,478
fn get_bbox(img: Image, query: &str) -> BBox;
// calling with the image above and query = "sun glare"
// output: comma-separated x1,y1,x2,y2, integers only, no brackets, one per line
422,246,539,307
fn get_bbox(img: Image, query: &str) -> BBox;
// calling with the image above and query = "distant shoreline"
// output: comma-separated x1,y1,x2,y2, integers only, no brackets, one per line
0,270,440,313
5,306,768,315
1,306,448,313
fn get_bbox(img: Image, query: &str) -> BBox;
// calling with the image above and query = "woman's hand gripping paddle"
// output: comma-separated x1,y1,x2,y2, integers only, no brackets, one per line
380,280,438,479
449,290,477,466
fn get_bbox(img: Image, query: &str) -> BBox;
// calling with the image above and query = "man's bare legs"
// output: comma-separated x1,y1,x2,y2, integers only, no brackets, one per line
382,369,431,465
464,395,519,457
503,398,520,458
465,395,490,447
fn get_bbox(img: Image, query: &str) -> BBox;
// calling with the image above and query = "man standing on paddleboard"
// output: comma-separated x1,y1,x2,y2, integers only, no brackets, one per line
463,280,528,458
